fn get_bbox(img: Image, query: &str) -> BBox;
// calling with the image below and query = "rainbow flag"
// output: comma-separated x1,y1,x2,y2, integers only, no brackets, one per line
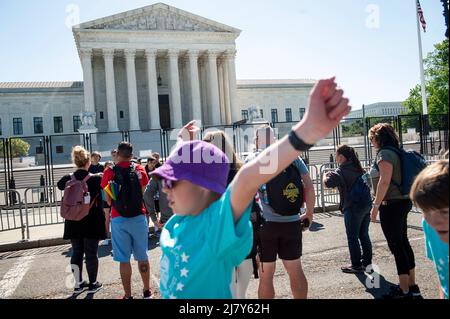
104,183,115,200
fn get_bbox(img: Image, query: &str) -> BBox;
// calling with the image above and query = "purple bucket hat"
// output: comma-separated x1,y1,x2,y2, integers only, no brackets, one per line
150,140,230,195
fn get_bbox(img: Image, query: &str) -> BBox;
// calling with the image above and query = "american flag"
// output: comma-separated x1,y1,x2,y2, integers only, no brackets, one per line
416,0,427,32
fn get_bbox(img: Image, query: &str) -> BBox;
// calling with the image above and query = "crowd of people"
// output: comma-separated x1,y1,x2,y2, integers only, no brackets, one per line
57,78,448,300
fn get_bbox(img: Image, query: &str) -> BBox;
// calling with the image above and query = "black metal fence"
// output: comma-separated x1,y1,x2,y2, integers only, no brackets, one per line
0,114,448,195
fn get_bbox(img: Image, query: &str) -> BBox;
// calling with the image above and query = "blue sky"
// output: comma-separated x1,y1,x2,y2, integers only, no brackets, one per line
0,0,447,110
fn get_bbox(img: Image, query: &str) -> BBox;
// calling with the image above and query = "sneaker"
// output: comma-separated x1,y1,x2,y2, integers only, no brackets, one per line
87,282,103,294
382,286,412,299
100,239,110,246
73,281,89,295
341,265,364,274
143,290,153,299
409,284,424,299
119,295,134,300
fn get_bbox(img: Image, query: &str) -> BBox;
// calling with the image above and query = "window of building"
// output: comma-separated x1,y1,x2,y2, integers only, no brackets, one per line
241,110,249,120
13,118,23,135
120,111,124,119
0,118,2,136
54,116,63,134
56,146,64,154
100,111,104,119
271,109,278,123
260,109,264,119
33,117,43,134
73,115,81,132
285,108,292,122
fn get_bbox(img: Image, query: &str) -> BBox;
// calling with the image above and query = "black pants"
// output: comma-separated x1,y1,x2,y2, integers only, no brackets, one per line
379,199,416,276
70,239,100,284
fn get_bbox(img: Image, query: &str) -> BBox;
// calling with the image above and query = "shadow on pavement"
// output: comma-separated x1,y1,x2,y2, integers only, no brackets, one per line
354,271,398,299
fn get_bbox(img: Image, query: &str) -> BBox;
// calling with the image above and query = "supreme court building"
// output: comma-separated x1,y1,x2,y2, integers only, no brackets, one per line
0,3,315,162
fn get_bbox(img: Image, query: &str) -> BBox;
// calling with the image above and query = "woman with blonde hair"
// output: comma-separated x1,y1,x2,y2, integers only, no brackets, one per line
57,146,105,297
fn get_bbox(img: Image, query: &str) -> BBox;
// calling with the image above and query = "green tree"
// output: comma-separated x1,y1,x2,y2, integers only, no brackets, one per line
0,139,30,158
341,119,364,137
403,39,449,115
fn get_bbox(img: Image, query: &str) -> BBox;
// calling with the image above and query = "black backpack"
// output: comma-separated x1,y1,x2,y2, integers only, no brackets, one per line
266,163,304,216
112,163,143,218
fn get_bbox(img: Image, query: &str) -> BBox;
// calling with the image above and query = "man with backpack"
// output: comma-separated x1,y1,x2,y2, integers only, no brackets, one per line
247,125,315,299
101,142,151,299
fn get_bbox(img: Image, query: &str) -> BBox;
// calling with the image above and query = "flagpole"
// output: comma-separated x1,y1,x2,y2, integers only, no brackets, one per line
416,0,428,115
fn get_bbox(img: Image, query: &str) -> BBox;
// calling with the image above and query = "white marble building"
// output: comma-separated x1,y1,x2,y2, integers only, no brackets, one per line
348,102,408,118
0,3,315,162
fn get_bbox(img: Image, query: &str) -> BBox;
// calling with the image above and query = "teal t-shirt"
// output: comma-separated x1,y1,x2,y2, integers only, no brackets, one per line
423,219,449,299
159,185,253,299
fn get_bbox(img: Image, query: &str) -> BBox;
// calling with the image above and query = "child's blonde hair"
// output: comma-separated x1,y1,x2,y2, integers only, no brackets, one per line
410,160,449,213
202,131,243,169
72,146,90,168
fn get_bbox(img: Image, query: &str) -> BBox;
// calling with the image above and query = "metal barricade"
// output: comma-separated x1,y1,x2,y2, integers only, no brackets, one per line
23,185,64,239
319,163,341,212
307,164,322,209
0,189,25,240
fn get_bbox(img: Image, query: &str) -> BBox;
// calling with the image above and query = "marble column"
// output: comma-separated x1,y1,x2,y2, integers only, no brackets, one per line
168,49,183,128
103,49,119,132
226,50,239,123
124,49,140,131
222,57,232,125
145,49,161,129
217,59,227,124
206,50,221,125
80,48,95,113
187,50,202,122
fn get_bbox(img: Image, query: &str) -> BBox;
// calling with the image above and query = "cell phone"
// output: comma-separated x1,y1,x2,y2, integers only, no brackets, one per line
300,210,310,229
301,218,310,229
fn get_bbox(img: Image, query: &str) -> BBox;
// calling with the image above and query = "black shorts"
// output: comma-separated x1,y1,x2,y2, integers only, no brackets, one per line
259,221,303,262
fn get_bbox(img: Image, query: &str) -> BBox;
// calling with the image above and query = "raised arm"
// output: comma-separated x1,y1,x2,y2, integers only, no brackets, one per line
230,78,351,223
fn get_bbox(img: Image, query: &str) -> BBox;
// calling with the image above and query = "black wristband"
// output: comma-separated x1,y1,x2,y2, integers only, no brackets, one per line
288,130,314,151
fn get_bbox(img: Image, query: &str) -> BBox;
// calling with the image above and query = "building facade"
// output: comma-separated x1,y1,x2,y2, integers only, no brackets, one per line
348,102,408,118
0,3,315,162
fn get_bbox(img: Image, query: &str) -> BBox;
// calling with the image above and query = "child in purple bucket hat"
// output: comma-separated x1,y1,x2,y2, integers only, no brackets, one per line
151,77,351,299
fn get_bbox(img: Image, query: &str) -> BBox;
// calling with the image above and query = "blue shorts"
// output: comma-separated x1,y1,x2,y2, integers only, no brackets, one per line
111,215,148,263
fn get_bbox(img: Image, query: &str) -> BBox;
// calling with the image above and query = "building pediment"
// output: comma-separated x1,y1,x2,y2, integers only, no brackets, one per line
75,2,241,34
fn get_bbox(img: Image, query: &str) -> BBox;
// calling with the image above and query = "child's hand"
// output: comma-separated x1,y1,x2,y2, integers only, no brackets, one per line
178,120,200,141
295,77,351,145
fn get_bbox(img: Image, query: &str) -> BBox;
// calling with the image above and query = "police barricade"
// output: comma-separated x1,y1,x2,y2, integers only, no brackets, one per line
0,189,25,240
23,185,64,239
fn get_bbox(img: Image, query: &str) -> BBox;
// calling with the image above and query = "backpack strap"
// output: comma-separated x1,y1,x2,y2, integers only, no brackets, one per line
70,174,76,181
82,173,93,183
88,194,100,209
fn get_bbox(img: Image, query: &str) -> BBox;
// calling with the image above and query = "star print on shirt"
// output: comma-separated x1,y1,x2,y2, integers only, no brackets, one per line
176,283,184,291
181,252,190,263
180,268,189,277
169,294,177,299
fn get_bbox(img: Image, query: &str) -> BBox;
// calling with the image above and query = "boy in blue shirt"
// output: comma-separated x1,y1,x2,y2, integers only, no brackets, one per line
411,160,449,299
